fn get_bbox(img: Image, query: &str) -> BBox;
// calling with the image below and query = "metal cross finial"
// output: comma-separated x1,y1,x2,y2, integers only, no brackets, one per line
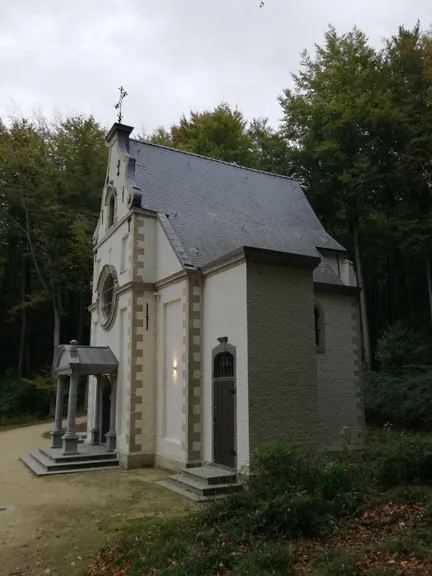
114,86,128,123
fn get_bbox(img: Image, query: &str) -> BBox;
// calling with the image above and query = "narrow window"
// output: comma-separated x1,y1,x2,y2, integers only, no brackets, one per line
108,195,115,228
314,304,325,352
314,305,320,346
120,234,128,273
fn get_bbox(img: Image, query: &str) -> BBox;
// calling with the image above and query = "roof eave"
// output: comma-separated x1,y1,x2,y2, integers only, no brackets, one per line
314,281,361,296
202,246,321,273
243,246,320,270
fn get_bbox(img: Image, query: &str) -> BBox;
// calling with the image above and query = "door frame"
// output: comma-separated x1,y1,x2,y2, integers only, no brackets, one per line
211,338,237,470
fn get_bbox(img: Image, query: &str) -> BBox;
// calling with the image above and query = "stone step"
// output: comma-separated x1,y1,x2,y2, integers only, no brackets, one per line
167,474,242,498
33,450,119,472
156,479,228,503
183,465,237,486
20,451,119,477
39,446,117,464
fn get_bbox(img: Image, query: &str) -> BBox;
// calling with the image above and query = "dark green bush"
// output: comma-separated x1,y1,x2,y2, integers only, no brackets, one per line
206,437,432,540
376,323,431,373
204,443,374,539
0,370,51,424
368,431,432,488
364,367,432,431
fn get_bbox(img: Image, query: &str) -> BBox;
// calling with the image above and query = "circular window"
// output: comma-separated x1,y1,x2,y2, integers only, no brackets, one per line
102,274,115,320
97,265,118,330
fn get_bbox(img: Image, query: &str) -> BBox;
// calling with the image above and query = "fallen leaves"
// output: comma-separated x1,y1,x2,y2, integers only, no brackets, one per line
88,500,432,576
293,500,432,575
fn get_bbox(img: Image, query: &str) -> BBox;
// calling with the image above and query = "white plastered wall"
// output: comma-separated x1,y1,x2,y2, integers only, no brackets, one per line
88,134,135,452
202,263,249,470
94,136,134,247
155,280,187,464
156,219,182,281
88,288,131,454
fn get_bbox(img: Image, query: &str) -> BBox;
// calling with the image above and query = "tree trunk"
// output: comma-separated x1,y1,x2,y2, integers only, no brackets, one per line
53,301,61,348
426,259,432,324
353,226,372,367
49,302,61,418
17,257,27,378
77,290,84,344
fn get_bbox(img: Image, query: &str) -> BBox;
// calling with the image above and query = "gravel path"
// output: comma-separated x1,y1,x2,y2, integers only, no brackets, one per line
0,419,191,576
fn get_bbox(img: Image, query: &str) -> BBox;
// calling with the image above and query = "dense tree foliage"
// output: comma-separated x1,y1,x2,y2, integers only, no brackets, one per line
1,22,432,420
0,116,107,397
149,103,290,173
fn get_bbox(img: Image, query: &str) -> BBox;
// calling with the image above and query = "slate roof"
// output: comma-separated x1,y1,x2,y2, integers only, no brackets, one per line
53,342,118,376
129,139,345,285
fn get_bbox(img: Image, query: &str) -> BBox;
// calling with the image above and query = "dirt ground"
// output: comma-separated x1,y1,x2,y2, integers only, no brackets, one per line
0,420,193,576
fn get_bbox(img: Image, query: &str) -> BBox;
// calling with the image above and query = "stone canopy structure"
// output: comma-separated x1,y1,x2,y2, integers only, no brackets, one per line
51,340,118,454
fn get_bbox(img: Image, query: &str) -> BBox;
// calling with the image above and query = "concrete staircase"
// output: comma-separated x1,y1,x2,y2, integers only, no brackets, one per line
20,444,119,476
157,465,242,502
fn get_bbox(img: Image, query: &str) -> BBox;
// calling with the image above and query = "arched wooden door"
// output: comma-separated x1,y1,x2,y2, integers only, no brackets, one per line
213,345,236,469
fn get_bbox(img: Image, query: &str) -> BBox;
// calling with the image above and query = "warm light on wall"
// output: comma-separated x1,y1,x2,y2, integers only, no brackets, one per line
173,360,177,372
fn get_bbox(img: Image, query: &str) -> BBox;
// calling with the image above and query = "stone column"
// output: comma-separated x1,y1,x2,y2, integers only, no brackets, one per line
90,376,101,445
106,377,117,452
50,376,65,448
62,373,79,454
99,379,104,444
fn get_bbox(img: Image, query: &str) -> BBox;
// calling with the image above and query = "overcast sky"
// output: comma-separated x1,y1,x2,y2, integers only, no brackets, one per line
0,0,430,134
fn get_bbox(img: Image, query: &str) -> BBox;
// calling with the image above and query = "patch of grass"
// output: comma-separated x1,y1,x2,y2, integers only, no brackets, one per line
307,548,359,575
90,517,294,576
385,485,432,505
365,568,394,575
380,532,429,558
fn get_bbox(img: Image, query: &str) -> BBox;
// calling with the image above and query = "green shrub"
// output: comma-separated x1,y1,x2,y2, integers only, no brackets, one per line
376,323,431,373
364,367,432,431
369,432,432,488
205,444,374,540
0,369,51,424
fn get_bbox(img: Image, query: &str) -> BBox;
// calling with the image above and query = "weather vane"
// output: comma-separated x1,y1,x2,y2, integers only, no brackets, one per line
114,86,128,123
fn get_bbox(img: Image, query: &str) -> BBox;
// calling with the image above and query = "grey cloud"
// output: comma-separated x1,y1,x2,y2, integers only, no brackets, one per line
0,0,430,132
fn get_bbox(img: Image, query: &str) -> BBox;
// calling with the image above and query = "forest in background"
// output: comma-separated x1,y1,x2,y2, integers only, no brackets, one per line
1,23,432,424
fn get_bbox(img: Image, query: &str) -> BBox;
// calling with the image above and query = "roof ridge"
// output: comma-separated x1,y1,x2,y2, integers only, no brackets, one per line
129,137,298,182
